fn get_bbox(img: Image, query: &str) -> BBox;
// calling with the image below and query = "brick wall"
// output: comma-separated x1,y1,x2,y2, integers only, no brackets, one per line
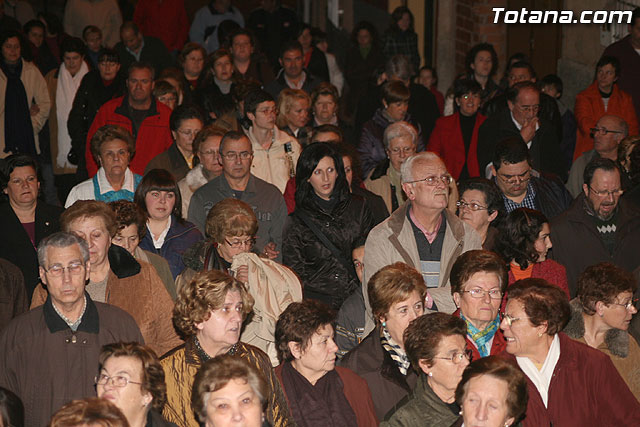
454,0,508,78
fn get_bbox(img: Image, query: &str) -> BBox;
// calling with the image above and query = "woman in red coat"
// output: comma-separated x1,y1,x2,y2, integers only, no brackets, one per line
427,78,486,180
574,55,639,159
501,279,640,426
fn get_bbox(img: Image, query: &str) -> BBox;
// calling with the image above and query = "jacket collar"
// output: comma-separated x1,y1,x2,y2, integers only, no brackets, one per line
114,94,159,119
218,173,257,195
563,298,629,358
108,244,141,279
43,292,100,334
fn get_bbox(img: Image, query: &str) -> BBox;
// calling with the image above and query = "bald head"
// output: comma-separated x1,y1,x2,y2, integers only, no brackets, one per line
594,115,628,159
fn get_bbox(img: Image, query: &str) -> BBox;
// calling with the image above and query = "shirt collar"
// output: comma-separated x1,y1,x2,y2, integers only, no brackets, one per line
97,167,135,194
43,292,100,334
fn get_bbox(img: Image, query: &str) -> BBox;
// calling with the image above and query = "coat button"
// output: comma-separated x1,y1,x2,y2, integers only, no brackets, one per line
71,335,77,344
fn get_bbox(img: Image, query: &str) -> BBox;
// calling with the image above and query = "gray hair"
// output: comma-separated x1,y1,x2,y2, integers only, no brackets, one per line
383,121,418,150
401,151,442,183
385,54,413,82
598,114,629,138
37,232,90,268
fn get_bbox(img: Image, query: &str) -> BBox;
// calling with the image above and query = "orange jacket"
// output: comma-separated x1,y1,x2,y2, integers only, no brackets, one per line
574,81,638,159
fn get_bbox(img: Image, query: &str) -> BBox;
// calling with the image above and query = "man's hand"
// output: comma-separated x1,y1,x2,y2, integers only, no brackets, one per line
520,117,538,143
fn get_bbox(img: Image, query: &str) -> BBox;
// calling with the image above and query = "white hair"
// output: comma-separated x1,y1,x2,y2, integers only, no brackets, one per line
383,121,418,150
400,152,442,183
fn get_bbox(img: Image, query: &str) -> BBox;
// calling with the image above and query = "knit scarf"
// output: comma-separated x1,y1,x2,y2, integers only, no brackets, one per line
461,312,500,358
1,59,36,155
92,173,142,203
56,60,89,168
280,361,357,427
380,326,411,375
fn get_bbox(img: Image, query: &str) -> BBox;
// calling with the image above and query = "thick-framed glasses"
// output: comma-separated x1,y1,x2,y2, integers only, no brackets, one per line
405,175,453,186
456,200,488,211
224,237,256,248
497,169,531,184
433,349,473,364
44,262,85,277
501,312,529,326
462,288,502,299
588,186,624,198
610,299,638,311
515,104,540,113
220,151,253,161
590,127,624,135
95,374,142,388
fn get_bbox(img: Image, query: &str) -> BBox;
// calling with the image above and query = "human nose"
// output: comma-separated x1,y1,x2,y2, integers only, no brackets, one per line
546,236,553,249
230,403,244,422
500,317,509,330
630,305,638,314
481,290,492,302
328,337,339,354
475,403,488,421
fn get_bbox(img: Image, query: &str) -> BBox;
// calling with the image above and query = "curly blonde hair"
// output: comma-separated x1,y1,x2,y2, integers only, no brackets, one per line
173,270,255,337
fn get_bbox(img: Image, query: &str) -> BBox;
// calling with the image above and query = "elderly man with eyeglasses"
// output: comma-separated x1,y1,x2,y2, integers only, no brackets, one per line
188,131,286,262
491,137,571,222
363,152,482,334
566,114,629,197
478,81,566,180
551,157,640,296
0,232,143,427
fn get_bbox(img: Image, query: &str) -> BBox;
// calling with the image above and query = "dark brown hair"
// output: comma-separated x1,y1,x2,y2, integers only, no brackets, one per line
382,80,410,104
89,124,136,166
134,169,184,221
275,299,336,363
450,250,508,295
404,313,467,371
108,200,147,240
98,342,166,411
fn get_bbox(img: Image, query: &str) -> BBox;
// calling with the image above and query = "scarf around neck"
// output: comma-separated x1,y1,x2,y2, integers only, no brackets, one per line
56,60,89,168
1,59,37,156
461,312,500,357
381,326,411,375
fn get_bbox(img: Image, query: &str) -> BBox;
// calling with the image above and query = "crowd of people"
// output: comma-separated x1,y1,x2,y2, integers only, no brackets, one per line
1,1,640,426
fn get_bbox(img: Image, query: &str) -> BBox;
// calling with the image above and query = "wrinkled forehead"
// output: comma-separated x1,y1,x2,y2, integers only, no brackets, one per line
413,157,447,175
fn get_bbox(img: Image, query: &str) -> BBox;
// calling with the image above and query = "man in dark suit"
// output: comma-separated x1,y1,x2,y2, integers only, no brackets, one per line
478,81,565,180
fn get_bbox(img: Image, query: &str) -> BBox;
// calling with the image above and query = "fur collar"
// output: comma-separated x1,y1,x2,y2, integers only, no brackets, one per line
564,298,629,358
185,164,209,191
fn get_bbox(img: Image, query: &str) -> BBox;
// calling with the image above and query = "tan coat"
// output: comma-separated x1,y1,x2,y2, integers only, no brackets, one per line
0,59,50,156
161,339,292,427
31,260,181,356
231,252,303,365
363,203,482,334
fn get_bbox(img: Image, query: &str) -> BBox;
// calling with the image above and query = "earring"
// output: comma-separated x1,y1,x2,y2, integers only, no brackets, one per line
428,372,433,377
537,332,542,337
382,321,387,328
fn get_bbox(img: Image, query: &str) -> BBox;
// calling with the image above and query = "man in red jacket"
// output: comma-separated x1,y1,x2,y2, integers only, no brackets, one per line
85,62,173,176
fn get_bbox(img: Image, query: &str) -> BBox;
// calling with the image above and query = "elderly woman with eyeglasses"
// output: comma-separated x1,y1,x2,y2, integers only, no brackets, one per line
450,250,508,362
454,356,528,427
501,278,640,426
178,198,302,364
96,342,175,427
564,262,640,399
382,313,471,427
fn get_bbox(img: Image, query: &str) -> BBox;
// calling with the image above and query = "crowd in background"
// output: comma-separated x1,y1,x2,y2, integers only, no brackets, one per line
1,1,640,426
